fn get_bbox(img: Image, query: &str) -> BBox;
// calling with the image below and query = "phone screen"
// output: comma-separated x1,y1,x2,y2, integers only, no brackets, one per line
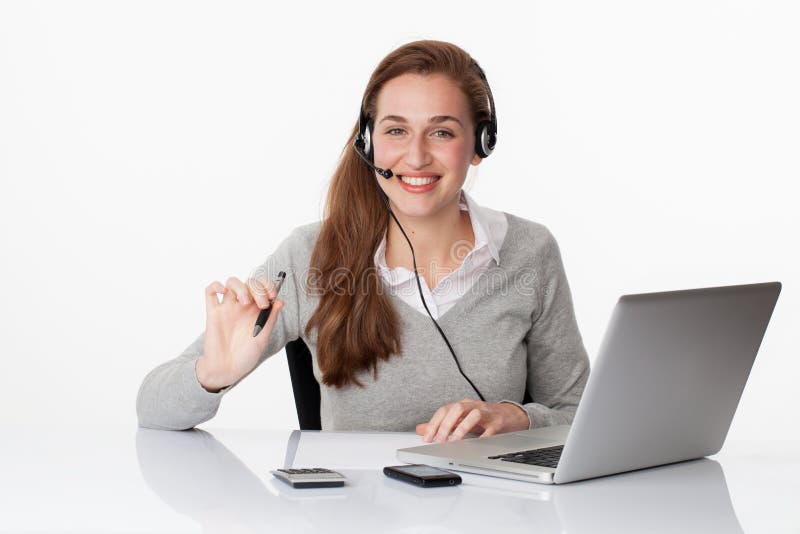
394,465,452,477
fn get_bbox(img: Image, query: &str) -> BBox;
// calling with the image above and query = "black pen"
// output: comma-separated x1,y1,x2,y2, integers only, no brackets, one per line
252,271,286,337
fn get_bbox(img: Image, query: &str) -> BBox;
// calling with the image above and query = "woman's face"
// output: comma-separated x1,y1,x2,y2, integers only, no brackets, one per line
371,72,482,219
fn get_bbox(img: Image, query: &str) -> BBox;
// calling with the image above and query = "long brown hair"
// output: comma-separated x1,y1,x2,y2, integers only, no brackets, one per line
304,40,494,388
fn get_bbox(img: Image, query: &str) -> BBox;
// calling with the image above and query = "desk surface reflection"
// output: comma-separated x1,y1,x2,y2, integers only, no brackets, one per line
1,425,797,533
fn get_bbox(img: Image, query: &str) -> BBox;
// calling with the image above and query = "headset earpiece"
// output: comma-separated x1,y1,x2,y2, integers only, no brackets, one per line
356,108,375,163
471,59,498,160
475,119,497,159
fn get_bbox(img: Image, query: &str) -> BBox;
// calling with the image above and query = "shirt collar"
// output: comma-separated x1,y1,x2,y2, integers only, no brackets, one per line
459,189,502,266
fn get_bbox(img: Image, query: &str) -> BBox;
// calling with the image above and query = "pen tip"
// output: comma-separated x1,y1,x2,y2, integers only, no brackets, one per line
252,325,262,337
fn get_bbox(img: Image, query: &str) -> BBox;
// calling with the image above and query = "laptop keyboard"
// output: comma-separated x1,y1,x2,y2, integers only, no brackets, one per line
488,445,564,468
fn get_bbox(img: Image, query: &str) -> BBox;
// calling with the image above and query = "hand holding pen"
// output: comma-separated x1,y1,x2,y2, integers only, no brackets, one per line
253,271,286,337
196,271,287,393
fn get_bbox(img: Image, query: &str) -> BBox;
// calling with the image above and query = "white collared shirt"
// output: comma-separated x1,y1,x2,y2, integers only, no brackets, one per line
373,190,509,320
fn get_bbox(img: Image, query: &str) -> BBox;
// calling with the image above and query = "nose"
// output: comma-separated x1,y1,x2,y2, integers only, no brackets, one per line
403,133,433,169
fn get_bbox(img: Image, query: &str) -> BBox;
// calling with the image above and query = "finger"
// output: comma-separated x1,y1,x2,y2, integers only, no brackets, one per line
480,424,498,438
416,423,427,436
448,408,483,442
206,280,228,310
254,300,284,341
225,277,252,306
434,402,472,443
205,281,227,308
423,406,450,443
247,277,277,309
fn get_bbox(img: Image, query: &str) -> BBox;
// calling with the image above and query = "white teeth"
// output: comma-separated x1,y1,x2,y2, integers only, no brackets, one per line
399,175,440,186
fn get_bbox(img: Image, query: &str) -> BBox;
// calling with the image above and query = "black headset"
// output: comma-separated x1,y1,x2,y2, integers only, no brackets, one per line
351,59,498,403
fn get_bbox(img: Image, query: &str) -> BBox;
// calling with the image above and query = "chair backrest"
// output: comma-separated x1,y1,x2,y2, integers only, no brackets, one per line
285,337,533,431
285,338,321,430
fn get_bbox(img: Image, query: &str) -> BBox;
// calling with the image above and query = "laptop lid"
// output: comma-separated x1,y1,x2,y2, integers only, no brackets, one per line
554,282,781,484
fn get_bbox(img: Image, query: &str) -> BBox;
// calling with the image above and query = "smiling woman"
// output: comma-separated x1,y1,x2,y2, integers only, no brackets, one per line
136,40,590,444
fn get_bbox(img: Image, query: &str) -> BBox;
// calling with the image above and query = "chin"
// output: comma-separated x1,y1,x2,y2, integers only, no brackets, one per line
387,185,461,218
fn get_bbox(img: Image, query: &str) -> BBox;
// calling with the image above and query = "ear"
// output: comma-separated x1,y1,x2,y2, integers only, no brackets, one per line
471,153,483,166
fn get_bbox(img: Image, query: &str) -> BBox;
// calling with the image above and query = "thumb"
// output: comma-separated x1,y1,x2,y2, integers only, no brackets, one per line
415,423,427,436
254,300,284,343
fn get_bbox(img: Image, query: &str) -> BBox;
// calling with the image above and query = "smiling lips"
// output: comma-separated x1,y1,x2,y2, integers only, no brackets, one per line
397,173,442,187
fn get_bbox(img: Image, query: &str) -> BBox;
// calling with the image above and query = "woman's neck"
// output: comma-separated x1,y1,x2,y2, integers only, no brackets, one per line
384,192,475,287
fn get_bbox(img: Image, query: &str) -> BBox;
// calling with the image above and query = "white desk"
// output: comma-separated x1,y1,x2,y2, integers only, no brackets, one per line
1,424,797,533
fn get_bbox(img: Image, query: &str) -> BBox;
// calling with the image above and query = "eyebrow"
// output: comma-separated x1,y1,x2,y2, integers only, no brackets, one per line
378,115,463,127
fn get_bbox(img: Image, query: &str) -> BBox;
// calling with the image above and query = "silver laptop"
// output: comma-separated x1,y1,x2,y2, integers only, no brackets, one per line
397,282,781,484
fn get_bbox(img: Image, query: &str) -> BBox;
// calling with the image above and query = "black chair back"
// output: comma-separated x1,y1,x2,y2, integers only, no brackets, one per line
285,338,321,430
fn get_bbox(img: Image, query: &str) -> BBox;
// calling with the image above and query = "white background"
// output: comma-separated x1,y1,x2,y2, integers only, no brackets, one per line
1,1,797,440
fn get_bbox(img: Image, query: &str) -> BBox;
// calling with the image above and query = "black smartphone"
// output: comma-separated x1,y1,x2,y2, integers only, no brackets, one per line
383,464,462,487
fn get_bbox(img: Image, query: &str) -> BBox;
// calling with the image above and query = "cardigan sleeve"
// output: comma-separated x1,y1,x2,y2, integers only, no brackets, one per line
508,227,590,429
135,228,305,431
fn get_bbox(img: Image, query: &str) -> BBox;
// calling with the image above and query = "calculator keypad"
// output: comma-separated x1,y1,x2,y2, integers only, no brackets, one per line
271,468,346,488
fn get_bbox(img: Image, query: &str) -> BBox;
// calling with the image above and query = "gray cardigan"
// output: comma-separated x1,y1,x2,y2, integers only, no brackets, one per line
136,213,591,431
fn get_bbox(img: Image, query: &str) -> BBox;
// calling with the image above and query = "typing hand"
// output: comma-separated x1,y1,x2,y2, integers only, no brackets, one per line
415,398,530,443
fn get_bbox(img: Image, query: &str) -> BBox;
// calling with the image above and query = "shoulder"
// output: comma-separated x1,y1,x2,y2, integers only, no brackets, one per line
498,214,569,297
273,220,323,253
266,221,323,269
285,220,323,248
500,212,559,258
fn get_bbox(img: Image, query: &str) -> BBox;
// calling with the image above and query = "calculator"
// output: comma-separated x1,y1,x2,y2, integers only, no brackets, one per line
270,468,347,488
